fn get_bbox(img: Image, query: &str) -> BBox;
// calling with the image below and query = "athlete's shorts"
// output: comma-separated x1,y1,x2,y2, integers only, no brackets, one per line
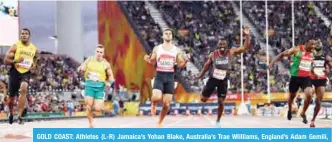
289,76,312,93
84,80,105,100
8,67,30,97
201,77,227,99
153,72,175,94
311,79,327,87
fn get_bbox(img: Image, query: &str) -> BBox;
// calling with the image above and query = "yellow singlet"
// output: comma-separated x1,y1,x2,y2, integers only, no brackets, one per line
84,57,108,82
14,41,37,74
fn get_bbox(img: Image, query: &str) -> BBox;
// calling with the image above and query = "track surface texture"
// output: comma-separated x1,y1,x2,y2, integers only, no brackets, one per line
0,115,331,142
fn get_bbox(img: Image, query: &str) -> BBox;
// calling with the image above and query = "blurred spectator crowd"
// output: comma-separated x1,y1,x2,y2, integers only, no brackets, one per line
122,1,332,93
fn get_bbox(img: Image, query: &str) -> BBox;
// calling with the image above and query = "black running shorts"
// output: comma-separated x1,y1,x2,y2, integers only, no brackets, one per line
201,77,227,99
311,79,327,87
8,67,30,97
289,76,312,93
153,72,175,94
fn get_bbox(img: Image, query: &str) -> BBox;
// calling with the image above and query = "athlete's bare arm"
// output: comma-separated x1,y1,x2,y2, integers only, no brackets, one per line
176,50,190,69
105,62,114,88
230,26,251,56
326,55,332,68
269,47,299,70
195,54,213,80
144,47,157,65
106,63,115,82
31,49,40,71
77,57,90,72
4,44,19,65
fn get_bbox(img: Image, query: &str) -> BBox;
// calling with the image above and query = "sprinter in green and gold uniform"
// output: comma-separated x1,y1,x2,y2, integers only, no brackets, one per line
4,28,39,125
77,44,114,128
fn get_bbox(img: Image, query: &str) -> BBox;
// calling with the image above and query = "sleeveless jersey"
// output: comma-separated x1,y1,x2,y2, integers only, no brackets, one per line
209,50,231,80
310,54,327,80
84,57,108,83
156,44,179,72
290,45,314,77
14,41,37,73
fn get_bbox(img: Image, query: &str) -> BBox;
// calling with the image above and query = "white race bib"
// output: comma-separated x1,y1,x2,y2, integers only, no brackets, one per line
17,59,33,69
299,60,311,71
313,68,325,76
213,69,227,80
87,72,100,81
157,57,175,71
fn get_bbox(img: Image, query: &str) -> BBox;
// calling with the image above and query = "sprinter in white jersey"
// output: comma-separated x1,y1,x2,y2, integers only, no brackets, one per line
144,29,190,127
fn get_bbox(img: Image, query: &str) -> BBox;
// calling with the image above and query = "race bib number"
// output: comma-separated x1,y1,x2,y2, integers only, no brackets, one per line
313,68,325,76
157,57,175,71
87,72,100,81
17,59,33,69
299,60,311,71
213,69,227,80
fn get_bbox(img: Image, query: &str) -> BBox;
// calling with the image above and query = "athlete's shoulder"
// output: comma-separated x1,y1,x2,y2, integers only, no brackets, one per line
30,42,38,49
103,58,110,65
14,40,22,46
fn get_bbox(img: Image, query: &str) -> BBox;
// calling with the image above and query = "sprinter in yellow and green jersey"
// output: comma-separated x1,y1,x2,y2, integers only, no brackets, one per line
77,44,114,128
269,39,316,124
4,28,40,125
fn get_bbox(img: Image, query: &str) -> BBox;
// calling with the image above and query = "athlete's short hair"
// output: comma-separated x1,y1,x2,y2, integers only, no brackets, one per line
97,44,104,48
21,28,31,35
163,28,172,33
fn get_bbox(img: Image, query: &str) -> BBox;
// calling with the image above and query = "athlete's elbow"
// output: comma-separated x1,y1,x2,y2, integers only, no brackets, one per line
4,58,11,65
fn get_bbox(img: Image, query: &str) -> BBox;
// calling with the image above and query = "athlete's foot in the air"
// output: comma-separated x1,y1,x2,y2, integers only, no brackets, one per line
287,111,292,120
300,113,308,124
310,121,315,128
8,115,13,124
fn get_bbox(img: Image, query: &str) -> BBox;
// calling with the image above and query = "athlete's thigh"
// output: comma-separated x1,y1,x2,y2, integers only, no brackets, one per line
316,86,325,101
216,80,227,99
163,79,174,95
162,94,173,104
289,77,300,93
85,86,96,99
152,89,162,101
94,99,104,111
8,73,20,97
201,78,217,99
300,77,312,93
93,87,105,100
84,96,94,107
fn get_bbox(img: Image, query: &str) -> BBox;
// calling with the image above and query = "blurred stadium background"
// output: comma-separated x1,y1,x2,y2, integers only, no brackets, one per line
0,0,332,123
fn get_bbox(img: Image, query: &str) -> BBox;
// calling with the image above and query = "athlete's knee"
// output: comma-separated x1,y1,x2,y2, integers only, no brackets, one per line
304,87,313,95
201,97,208,103
20,82,28,94
163,102,170,108
152,90,162,101
86,105,93,113
94,106,102,112
218,98,225,105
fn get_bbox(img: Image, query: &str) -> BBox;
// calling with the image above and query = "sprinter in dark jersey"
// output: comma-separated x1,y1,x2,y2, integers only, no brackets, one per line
269,39,316,124
309,41,332,127
195,26,250,127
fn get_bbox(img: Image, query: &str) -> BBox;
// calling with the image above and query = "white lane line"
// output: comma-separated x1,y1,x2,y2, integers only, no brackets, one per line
163,116,193,128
